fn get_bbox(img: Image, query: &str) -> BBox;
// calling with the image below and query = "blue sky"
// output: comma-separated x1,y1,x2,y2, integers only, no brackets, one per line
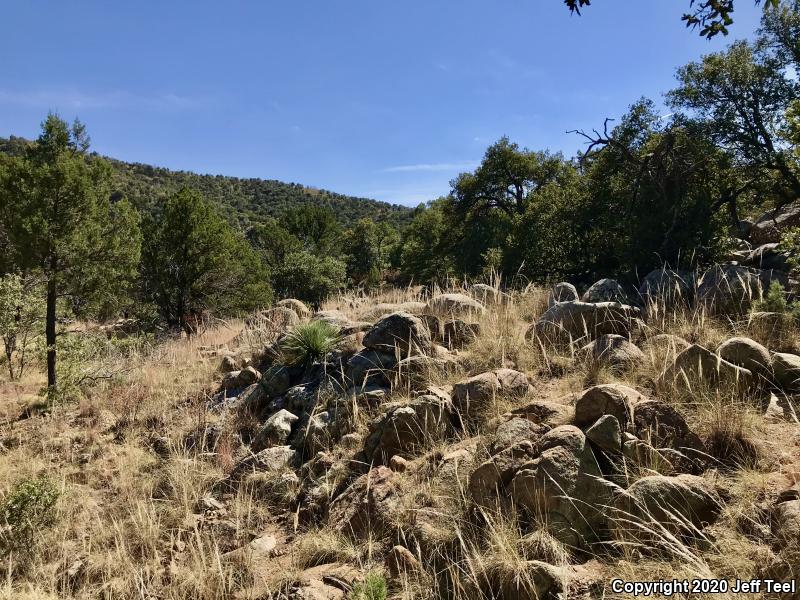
0,1,762,206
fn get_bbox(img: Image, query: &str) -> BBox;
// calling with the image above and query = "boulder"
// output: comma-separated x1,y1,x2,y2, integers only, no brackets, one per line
228,446,299,482
639,269,691,307
425,293,485,318
696,264,763,315
510,426,614,548
363,311,432,355
452,369,530,418
221,366,261,391
582,278,628,304
490,417,549,454
480,560,565,600
744,242,789,271
529,301,642,345
347,349,397,387
773,352,800,392
364,396,452,462
260,365,292,399
581,334,644,371
574,384,645,428
328,466,398,539
548,282,579,307
764,393,799,423
750,201,800,245
612,474,722,545
469,283,503,305
386,545,421,578
585,414,622,453
252,409,299,450
469,442,537,508
443,319,480,350
262,307,300,329
717,337,772,379
658,344,753,391
363,302,426,320
511,399,575,427
631,401,706,469
276,298,311,319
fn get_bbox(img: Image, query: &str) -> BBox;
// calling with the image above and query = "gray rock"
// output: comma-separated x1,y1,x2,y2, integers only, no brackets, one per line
750,201,800,245
364,395,452,462
696,264,763,315
582,334,644,371
574,384,645,428
773,352,800,392
276,298,311,319
717,337,772,379
582,278,628,303
425,293,485,318
443,319,480,350
510,425,614,548
529,301,642,345
658,344,753,392
613,474,722,545
548,282,579,307
585,414,622,453
347,349,397,387
639,269,692,307
363,311,432,355
252,409,299,450
491,417,549,454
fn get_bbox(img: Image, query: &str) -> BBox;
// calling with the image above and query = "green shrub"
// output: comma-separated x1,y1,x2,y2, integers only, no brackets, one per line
274,251,346,305
279,320,340,368
0,476,60,558
352,571,388,600
754,281,789,313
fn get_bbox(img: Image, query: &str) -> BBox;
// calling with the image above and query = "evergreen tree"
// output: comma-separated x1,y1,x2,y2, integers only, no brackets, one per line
140,187,271,334
0,114,141,392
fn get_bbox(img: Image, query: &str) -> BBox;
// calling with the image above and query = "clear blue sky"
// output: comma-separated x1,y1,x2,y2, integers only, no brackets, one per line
0,1,762,206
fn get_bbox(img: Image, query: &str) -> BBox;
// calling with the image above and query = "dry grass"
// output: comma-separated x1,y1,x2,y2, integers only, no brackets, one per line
0,284,798,599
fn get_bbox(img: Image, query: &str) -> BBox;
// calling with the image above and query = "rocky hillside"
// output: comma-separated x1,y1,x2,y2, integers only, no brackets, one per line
1,260,800,599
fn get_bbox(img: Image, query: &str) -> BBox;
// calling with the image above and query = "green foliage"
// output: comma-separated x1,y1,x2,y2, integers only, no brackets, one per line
273,251,346,305
0,476,60,559
754,281,790,312
141,188,272,332
780,227,800,276
247,218,302,271
280,205,342,257
343,219,399,287
351,571,388,600
0,274,43,379
564,0,777,38
0,114,141,390
279,320,340,368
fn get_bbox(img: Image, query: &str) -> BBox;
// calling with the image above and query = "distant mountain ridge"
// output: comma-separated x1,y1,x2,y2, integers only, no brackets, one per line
0,135,413,230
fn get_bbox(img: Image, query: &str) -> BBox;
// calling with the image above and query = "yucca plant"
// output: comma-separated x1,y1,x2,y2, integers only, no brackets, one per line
279,320,341,368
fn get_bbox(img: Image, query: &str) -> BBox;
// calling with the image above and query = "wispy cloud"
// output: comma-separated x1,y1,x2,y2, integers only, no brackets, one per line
381,160,478,173
0,88,213,111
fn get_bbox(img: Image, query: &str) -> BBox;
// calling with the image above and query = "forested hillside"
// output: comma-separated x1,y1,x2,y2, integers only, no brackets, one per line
0,135,412,230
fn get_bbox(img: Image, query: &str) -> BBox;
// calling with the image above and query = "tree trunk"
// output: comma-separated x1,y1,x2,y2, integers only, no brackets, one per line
46,276,57,391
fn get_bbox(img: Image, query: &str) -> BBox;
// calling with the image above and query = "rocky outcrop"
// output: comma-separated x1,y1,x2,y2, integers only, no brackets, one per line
773,352,800,392
452,369,530,419
221,366,261,391
581,278,628,304
750,201,800,244
717,337,772,379
548,282,579,307
252,409,299,450
362,311,432,355
364,394,452,462
529,301,642,345
639,269,691,307
696,264,764,315
581,334,644,371
574,384,645,428
612,474,722,546
328,466,398,539
658,344,753,392
425,293,485,318
510,426,614,548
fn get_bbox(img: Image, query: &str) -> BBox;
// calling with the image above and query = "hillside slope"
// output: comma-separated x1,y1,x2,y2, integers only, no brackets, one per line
0,135,413,229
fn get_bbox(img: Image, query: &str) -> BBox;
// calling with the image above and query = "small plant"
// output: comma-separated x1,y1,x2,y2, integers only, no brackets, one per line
753,280,789,313
351,571,388,600
279,320,340,368
0,476,61,559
